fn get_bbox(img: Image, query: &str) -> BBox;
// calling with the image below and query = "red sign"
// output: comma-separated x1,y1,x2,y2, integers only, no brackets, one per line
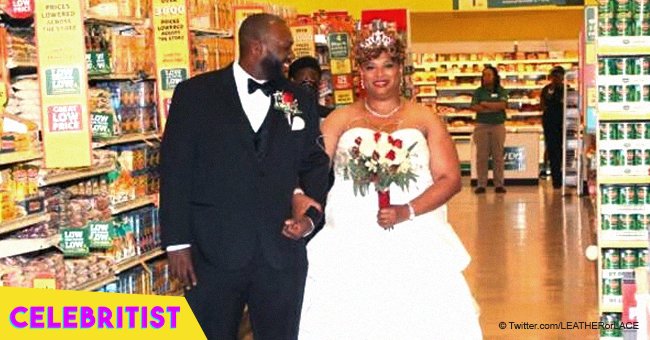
333,74,353,90
5,0,34,19
47,105,82,132
361,9,408,32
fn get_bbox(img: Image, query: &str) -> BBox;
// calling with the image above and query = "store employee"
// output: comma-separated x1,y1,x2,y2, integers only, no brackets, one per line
470,65,508,194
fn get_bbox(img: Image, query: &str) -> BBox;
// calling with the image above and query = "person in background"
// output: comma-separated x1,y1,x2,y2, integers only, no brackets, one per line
288,56,334,118
540,66,565,189
470,65,508,194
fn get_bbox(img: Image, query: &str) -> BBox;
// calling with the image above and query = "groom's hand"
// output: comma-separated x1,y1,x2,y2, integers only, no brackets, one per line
168,248,197,289
282,216,315,240
292,193,322,219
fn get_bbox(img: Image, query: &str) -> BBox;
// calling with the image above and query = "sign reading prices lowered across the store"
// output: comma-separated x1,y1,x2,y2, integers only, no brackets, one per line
152,0,191,130
34,0,92,168
291,25,315,58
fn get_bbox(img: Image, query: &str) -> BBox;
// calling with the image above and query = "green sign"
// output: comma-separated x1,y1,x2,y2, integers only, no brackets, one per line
91,112,115,138
328,33,350,59
60,227,89,257
161,68,187,91
86,51,111,76
45,68,81,96
88,221,113,249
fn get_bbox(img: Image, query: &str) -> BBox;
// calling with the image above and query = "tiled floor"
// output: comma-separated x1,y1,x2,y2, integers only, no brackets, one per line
239,179,600,339
452,179,599,339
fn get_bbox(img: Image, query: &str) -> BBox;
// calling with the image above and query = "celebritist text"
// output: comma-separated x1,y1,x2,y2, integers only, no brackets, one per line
9,305,181,329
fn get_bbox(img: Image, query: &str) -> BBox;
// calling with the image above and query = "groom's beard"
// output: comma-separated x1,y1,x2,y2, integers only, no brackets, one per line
260,53,285,81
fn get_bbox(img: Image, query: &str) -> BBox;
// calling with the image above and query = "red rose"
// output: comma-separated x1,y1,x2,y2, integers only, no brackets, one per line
374,132,381,142
355,137,362,145
393,139,403,148
283,92,294,103
385,150,396,161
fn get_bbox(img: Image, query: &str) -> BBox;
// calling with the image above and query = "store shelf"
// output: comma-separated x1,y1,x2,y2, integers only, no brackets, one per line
505,125,543,133
111,195,156,215
437,99,472,104
413,81,437,86
0,150,43,166
599,140,650,150
599,176,650,184
74,275,118,292
602,269,634,279
598,110,650,121
6,61,37,70
415,59,578,68
0,212,49,236
114,248,165,274
0,234,60,259
441,113,475,118
93,133,160,148
189,27,233,37
88,74,155,81
436,86,478,91
416,93,437,98
509,98,540,105
436,72,482,77
501,72,547,77
85,14,146,26
601,204,650,215
448,126,475,133
507,111,543,117
597,75,650,86
40,163,115,186
503,84,544,90
597,36,650,56
600,304,624,313
600,240,649,248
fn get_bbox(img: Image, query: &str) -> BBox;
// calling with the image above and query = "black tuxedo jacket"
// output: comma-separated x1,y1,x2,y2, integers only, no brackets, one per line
159,65,330,270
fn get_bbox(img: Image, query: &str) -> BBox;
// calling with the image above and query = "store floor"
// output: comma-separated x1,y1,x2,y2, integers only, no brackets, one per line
238,178,599,339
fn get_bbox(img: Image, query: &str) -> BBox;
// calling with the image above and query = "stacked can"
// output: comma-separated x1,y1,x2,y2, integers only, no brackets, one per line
601,248,648,269
598,0,650,36
599,122,650,166
632,0,650,36
600,313,623,337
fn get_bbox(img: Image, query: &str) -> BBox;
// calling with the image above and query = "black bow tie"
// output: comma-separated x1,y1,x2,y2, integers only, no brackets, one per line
248,79,274,96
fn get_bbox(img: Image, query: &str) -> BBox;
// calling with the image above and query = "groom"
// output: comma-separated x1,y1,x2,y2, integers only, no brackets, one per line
159,13,330,340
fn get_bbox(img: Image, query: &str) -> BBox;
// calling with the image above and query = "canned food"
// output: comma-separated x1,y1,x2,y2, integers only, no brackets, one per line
599,58,609,75
598,0,614,13
600,17,616,36
620,214,636,229
611,149,625,166
603,248,621,269
635,149,644,165
603,278,622,295
621,186,637,204
634,17,650,35
631,214,644,229
627,85,641,101
639,249,649,266
631,0,650,15
643,57,650,74
637,186,650,203
601,313,622,337
622,123,636,139
599,85,609,103
621,249,639,268
602,185,619,204
643,85,650,101
609,59,626,75
634,122,646,138
626,57,642,75
644,149,650,165
601,149,610,166
616,124,625,140
614,17,633,36
602,214,621,229
617,0,632,13
600,122,611,140
609,85,624,102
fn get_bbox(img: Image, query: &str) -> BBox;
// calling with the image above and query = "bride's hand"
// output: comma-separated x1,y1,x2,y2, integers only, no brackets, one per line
377,205,411,230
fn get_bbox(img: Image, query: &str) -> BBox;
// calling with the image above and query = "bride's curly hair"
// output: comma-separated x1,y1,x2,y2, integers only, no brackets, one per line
353,20,406,66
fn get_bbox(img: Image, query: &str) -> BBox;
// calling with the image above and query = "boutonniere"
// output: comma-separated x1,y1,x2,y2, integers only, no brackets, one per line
272,90,302,126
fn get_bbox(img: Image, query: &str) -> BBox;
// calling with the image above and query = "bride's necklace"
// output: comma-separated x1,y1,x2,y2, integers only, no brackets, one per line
364,99,402,119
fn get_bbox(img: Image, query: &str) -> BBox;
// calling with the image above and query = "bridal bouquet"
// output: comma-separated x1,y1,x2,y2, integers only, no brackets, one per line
342,131,418,208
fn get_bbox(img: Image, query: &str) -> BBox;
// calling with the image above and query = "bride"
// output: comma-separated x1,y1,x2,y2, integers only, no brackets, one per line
296,23,482,339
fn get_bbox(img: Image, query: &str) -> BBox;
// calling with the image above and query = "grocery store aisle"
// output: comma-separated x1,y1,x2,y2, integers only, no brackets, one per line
238,179,599,339
453,179,599,339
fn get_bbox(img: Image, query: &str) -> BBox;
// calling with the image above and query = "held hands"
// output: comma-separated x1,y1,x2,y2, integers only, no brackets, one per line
377,204,411,230
282,193,322,240
167,248,197,290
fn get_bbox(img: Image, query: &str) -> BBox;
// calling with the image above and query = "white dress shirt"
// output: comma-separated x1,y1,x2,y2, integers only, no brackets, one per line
166,62,275,252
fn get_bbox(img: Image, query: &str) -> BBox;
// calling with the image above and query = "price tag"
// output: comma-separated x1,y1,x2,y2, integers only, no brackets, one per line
88,221,113,249
60,227,90,257
33,278,56,289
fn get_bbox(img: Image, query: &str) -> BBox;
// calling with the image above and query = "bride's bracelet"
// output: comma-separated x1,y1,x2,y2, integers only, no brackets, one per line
407,203,416,221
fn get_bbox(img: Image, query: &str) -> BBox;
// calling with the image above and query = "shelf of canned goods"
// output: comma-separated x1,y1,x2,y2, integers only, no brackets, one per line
595,1,650,338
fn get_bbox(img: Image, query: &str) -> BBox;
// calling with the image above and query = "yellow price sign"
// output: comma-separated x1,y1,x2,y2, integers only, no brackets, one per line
33,278,57,289
330,59,352,75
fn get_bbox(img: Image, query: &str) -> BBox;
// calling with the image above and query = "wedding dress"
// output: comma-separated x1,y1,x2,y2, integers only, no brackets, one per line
299,127,482,339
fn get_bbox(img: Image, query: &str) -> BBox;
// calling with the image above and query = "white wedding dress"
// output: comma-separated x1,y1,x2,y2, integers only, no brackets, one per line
299,127,482,340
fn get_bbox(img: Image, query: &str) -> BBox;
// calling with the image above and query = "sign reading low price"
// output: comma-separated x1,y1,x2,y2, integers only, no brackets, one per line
152,0,191,130
91,112,115,138
60,227,90,257
88,221,113,249
35,0,92,168
5,0,34,19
